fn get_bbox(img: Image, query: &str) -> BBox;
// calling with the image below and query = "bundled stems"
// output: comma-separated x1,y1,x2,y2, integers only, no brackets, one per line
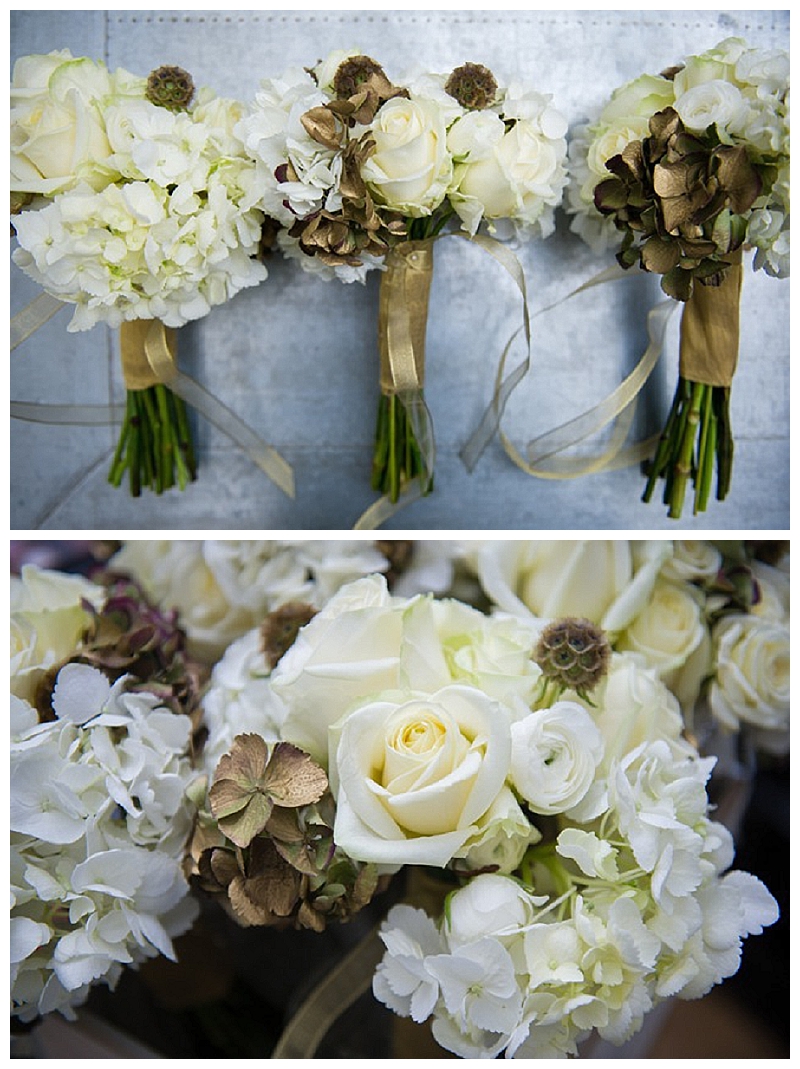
642,377,733,519
371,393,430,502
108,386,197,497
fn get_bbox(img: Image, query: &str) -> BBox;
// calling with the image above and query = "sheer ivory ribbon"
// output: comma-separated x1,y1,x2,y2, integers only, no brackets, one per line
270,925,385,1059
10,303,295,499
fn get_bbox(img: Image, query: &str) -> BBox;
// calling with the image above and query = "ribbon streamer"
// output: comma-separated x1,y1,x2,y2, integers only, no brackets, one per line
10,292,65,350
270,926,385,1059
11,299,295,500
136,321,295,498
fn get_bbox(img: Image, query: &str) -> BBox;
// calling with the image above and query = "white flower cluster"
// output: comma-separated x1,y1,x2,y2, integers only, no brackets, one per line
567,37,790,277
11,50,267,331
374,790,778,1059
195,569,778,1056
236,50,568,282
111,539,392,661
10,662,199,1022
467,539,790,746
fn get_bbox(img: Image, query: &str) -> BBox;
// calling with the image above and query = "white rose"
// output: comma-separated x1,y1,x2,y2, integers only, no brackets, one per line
361,95,452,216
709,615,789,738
598,72,675,124
474,540,671,635
330,684,512,867
10,53,138,197
673,55,738,97
444,873,536,946
590,653,685,770
273,575,403,762
617,578,711,706
750,560,790,625
10,565,105,703
450,116,566,232
662,540,723,583
509,702,604,815
673,80,749,134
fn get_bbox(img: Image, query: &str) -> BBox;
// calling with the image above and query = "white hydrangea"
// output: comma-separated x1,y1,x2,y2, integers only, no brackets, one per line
12,78,269,331
10,665,199,1022
111,539,391,661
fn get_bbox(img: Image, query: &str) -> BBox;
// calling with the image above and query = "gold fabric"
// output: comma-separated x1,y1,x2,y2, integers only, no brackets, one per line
679,251,743,387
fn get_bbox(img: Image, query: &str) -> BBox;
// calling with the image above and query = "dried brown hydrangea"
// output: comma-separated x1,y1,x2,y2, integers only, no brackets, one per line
146,65,195,111
260,603,317,670
594,107,762,301
445,62,498,110
193,734,387,931
534,617,611,705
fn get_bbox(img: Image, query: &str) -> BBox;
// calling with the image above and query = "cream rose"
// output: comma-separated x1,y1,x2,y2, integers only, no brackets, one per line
661,540,723,583
709,615,789,738
361,95,452,216
598,72,675,124
590,653,685,770
617,578,711,706
330,684,512,866
10,564,105,703
509,702,604,816
474,540,671,635
673,79,748,134
450,116,565,231
10,52,139,197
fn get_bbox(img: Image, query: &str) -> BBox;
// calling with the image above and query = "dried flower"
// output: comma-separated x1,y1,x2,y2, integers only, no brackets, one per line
260,602,317,670
209,734,328,848
594,107,762,300
534,617,611,705
146,65,195,111
445,62,498,110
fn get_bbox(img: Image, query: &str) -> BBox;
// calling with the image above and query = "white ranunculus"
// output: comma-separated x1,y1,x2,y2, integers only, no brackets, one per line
361,95,452,216
444,873,536,946
330,684,512,867
709,615,789,741
673,79,749,134
10,564,105,703
10,52,138,196
474,540,671,635
509,702,604,816
457,787,540,875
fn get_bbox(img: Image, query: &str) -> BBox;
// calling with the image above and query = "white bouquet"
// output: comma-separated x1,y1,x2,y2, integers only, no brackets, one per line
10,565,204,1022
237,51,568,504
11,51,268,496
566,38,790,518
192,571,779,1057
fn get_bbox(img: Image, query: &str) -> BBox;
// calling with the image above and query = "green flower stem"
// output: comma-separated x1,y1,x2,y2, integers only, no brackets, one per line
107,386,197,497
643,376,734,519
371,393,431,503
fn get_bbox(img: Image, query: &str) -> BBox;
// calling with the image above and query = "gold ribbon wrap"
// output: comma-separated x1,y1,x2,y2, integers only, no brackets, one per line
378,239,433,396
679,251,743,387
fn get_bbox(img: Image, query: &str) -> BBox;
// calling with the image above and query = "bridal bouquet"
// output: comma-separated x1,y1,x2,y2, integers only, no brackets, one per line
567,38,789,518
10,50,270,496
10,563,206,1022
238,50,568,506
188,571,779,1057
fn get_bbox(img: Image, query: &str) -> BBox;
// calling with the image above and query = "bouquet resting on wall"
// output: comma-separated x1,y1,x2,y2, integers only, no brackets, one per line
11,539,786,1056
